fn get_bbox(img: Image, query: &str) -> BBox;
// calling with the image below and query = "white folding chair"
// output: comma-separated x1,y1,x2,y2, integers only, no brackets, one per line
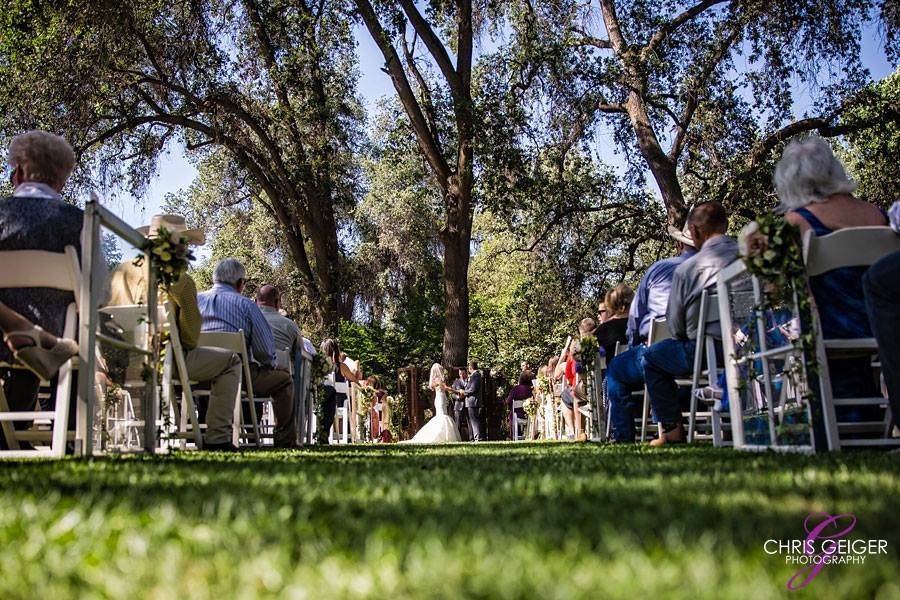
330,380,351,444
803,226,900,451
639,319,669,442
100,303,167,449
196,330,262,447
512,397,528,441
687,289,729,445
0,247,81,459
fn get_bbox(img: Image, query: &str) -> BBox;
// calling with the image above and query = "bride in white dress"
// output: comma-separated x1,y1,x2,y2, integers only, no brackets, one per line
402,363,461,444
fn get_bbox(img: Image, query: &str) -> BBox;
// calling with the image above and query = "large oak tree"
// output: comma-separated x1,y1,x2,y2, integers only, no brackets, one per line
0,0,363,332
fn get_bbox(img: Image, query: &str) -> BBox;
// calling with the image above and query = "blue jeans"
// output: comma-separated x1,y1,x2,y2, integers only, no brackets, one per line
864,251,900,421
606,345,648,442
643,338,696,426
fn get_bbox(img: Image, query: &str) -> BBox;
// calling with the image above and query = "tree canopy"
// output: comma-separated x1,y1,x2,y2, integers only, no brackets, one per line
0,0,897,382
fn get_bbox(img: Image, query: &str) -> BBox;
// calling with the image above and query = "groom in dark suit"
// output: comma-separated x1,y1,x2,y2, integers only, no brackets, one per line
461,361,483,442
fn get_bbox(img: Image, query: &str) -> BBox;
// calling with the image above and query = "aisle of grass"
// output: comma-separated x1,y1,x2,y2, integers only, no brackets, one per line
0,443,898,599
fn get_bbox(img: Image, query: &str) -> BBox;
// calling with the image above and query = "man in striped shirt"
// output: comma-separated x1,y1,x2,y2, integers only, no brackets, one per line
198,258,297,448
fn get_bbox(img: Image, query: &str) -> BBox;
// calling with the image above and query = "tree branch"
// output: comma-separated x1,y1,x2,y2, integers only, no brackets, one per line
642,0,733,60
669,23,742,160
501,202,632,254
397,0,464,103
353,0,452,185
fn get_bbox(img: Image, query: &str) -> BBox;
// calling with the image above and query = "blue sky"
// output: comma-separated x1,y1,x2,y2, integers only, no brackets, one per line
108,20,895,239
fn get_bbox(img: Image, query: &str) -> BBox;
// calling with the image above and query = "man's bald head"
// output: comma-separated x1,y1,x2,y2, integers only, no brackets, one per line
687,201,728,249
256,284,280,308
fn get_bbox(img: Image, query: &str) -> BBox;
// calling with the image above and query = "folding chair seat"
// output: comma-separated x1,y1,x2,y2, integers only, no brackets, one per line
196,330,262,447
0,247,81,458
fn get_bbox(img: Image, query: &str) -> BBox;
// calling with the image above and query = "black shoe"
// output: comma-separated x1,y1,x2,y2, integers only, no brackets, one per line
204,441,240,452
273,441,300,449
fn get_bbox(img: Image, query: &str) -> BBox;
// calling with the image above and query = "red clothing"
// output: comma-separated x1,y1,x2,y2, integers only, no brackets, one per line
565,357,577,387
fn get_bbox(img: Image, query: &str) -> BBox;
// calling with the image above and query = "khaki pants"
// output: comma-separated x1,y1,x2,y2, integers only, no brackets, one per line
183,346,241,445
249,364,296,446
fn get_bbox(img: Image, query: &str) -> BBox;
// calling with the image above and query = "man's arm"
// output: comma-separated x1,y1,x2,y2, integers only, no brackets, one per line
666,268,688,340
627,270,651,346
248,303,278,368
170,274,201,349
464,371,481,395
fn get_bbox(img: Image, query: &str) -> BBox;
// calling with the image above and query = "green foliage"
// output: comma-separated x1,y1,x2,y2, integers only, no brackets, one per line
0,445,898,598
841,69,900,209
133,227,195,290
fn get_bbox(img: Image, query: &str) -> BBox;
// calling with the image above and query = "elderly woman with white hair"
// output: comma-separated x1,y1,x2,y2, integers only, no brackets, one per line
0,131,86,448
776,135,888,404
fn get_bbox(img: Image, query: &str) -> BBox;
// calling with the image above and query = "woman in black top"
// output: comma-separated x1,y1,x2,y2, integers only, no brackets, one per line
595,283,634,360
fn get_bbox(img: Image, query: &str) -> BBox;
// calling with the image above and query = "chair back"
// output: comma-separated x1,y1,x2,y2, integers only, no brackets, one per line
197,330,255,397
197,331,247,355
0,246,81,459
803,226,900,276
0,246,81,303
647,318,670,345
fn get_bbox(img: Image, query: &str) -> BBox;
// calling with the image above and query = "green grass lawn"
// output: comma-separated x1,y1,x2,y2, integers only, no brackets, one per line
1,444,898,599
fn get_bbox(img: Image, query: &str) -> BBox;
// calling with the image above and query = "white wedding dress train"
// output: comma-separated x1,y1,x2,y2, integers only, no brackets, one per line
402,387,461,444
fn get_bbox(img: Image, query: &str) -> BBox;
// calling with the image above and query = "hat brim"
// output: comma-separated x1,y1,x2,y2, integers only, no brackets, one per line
667,225,695,248
137,225,206,246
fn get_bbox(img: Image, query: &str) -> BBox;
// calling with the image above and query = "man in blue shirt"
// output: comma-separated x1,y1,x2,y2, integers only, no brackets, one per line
625,224,696,347
198,258,297,447
607,209,713,444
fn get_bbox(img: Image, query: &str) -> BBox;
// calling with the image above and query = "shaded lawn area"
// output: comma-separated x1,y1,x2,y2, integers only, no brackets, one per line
0,443,898,599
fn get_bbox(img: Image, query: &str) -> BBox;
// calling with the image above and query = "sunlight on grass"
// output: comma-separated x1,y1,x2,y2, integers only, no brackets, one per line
0,444,898,598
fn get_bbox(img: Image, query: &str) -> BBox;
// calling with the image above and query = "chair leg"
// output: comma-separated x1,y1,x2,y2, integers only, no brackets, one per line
640,387,649,442
687,389,698,444
248,396,261,447
0,386,21,451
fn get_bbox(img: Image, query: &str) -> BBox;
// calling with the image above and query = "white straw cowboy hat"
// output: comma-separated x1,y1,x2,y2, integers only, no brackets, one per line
137,214,205,245
667,221,695,248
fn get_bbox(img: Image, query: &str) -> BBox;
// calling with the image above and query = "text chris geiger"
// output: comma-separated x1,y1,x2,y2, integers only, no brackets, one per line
763,512,889,591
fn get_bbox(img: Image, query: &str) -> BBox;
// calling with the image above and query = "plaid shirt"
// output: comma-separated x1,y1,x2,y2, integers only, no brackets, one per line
198,283,276,367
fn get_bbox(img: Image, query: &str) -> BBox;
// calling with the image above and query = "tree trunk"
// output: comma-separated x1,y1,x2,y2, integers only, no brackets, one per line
441,224,471,368
625,93,689,227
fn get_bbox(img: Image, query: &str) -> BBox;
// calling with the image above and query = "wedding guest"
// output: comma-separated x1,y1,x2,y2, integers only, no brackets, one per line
594,283,633,360
778,136,887,406
579,317,596,336
507,371,534,436
864,246,900,424
319,338,360,440
256,284,301,372
606,202,735,445
0,301,78,378
108,215,242,451
198,258,297,447
560,341,586,439
626,224,696,347
597,302,609,324
0,131,102,443
366,375,386,437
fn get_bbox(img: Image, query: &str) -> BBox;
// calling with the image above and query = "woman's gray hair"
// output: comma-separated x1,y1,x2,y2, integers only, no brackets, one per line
213,257,246,286
773,136,857,212
8,130,76,190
